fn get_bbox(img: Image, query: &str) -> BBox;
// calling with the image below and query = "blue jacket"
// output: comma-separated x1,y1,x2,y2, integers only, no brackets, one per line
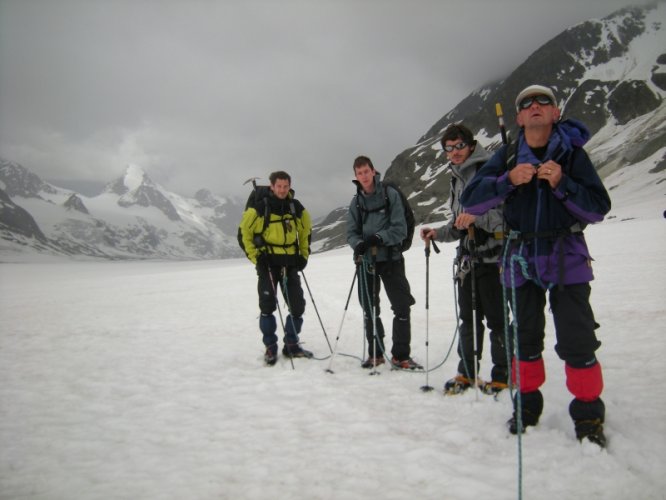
460,120,611,288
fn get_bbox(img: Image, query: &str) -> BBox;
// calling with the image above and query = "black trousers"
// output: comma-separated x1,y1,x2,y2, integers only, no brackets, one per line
358,258,415,360
457,263,510,383
512,281,605,422
513,282,601,367
257,264,305,318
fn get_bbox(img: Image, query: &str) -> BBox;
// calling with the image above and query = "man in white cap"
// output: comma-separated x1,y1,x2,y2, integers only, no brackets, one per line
460,84,611,448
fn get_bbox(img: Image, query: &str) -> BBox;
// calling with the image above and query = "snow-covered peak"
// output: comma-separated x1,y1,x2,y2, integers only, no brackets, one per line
123,164,150,192
104,163,155,196
579,3,666,97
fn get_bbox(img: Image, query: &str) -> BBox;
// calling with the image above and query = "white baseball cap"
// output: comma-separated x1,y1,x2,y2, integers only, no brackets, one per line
515,85,557,111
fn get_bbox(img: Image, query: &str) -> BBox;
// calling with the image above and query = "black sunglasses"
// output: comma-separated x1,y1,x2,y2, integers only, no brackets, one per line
443,142,468,152
518,95,553,110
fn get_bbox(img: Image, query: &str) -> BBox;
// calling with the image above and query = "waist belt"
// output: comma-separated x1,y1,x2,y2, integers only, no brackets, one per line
507,222,584,242
505,223,585,290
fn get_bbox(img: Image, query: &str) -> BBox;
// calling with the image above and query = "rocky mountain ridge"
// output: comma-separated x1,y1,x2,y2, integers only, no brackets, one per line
312,2,666,251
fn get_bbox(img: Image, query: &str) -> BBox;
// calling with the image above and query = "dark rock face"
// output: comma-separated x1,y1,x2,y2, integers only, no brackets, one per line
64,194,89,214
118,184,182,222
0,160,57,199
0,188,48,242
608,80,661,125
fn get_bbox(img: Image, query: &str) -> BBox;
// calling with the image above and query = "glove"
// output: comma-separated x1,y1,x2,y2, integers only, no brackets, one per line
353,241,367,258
297,256,307,271
364,234,383,247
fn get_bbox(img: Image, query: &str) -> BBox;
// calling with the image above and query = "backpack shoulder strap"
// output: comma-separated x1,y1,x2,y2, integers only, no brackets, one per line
505,140,518,171
354,192,363,232
259,195,270,234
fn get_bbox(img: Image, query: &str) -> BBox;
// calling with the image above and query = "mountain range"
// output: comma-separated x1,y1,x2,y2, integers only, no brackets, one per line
2,2,665,259
312,2,666,251
0,160,244,259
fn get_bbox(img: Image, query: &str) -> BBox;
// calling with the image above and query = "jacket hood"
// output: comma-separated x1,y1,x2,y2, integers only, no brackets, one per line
556,118,590,148
450,144,491,176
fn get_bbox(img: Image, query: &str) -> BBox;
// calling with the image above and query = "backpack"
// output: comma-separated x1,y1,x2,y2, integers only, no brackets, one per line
355,181,415,252
237,185,303,257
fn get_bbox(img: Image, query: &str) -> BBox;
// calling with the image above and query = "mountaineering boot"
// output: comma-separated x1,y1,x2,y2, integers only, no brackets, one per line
574,419,607,448
391,357,423,370
507,409,540,434
282,344,313,359
569,397,606,448
507,390,543,434
481,380,509,395
361,356,385,369
264,346,278,366
444,374,475,394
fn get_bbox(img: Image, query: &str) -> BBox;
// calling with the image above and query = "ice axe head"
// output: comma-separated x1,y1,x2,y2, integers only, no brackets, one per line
243,177,260,189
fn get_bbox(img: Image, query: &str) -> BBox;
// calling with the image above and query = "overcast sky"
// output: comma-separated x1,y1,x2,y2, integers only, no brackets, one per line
0,0,643,217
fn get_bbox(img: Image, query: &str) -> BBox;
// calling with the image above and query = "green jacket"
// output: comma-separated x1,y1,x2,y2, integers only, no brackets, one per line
346,173,406,263
239,191,312,266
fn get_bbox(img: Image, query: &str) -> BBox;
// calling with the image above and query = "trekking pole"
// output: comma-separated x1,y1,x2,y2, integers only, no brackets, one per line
266,266,295,370
468,224,479,400
288,199,332,353
421,237,440,392
325,266,358,374
370,246,380,376
300,270,333,353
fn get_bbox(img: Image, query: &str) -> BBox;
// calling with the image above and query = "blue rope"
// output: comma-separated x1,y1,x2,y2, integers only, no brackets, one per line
360,258,389,363
501,233,523,500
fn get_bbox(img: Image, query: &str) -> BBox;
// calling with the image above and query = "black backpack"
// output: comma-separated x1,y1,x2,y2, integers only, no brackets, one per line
355,181,415,252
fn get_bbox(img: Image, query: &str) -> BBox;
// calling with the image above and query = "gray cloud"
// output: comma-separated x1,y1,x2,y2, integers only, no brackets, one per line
0,0,641,216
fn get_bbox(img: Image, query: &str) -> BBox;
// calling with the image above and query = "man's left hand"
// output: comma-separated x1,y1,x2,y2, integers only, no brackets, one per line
364,234,383,247
297,256,307,271
537,160,562,189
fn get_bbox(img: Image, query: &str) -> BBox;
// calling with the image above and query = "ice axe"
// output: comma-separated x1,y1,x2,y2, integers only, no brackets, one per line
243,177,260,189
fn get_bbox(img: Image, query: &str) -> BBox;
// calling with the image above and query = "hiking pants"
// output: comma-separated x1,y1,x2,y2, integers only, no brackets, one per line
358,258,415,360
457,263,510,383
257,264,305,346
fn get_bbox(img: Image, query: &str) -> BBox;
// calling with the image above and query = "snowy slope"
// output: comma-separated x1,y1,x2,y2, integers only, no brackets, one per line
1,151,664,499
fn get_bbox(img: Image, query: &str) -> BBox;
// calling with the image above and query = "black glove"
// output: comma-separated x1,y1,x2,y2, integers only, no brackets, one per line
354,241,367,258
297,256,307,271
256,253,269,269
364,234,383,247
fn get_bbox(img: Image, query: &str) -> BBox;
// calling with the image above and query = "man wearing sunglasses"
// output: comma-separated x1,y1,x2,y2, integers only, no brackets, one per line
420,124,509,395
460,84,611,447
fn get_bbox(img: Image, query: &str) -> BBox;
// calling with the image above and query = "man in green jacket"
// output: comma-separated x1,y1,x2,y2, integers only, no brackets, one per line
239,171,313,365
346,156,421,370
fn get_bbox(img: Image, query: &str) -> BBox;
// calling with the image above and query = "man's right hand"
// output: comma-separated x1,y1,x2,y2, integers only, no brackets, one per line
353,241,367,258
509,163,537,186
